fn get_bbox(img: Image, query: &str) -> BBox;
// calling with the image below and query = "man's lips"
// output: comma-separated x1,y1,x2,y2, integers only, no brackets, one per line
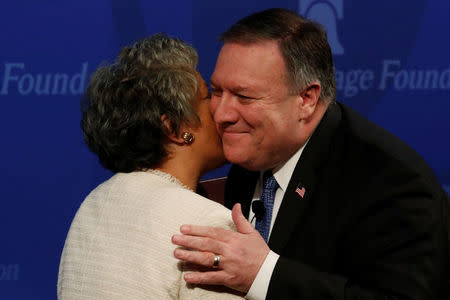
221,131,248,142
217,125,249,139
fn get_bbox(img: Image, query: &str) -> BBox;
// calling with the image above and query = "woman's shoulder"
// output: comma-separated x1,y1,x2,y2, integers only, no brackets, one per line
157,180,234,230
79,171,233,230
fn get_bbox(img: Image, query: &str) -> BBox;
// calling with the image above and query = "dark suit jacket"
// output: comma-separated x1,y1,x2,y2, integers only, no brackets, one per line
224,102,449,299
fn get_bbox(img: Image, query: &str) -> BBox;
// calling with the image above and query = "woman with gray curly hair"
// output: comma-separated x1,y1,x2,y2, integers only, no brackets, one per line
57,33,243,299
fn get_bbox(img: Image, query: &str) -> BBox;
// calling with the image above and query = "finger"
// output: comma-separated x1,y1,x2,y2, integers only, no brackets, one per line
174,248,218,267
172,234,223,254
183,270,230,286
232,203,254,234
179,224,233,242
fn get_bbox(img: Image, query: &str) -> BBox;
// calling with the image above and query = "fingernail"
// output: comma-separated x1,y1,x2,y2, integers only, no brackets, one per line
180,224,190,232
173,248,180,257
172,235,180,243
184,273,192,280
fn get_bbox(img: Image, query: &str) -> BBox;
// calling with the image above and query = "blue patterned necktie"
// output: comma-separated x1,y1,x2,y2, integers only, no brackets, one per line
255,171,279,242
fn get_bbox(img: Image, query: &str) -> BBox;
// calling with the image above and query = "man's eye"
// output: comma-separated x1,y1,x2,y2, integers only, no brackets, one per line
237,94,253,100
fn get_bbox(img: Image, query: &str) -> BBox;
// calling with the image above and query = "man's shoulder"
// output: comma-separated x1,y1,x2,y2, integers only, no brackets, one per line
339,103,425,162
335,102,440,187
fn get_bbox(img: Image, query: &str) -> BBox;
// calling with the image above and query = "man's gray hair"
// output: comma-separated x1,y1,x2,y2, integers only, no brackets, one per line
220,8,336,103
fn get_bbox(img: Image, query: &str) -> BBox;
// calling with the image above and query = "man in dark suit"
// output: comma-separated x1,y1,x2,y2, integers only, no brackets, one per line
172,8,448,299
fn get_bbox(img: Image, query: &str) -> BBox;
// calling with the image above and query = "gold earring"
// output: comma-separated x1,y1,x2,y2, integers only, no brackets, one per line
182,132,194,144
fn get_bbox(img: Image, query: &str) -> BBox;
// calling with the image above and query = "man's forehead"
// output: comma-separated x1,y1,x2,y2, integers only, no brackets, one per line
215,42,284,71
209,75,261,92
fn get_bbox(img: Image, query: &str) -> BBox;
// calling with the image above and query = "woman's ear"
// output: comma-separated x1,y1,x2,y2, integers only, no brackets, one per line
161,114,184,144
161,114,195,145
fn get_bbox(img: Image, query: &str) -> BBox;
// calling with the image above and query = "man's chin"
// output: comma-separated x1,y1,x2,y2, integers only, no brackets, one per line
224,152,273,171
223,150,247,166
223,152,258,171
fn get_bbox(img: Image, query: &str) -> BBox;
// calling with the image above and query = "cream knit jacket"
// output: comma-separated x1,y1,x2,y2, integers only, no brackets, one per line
58,171,244,299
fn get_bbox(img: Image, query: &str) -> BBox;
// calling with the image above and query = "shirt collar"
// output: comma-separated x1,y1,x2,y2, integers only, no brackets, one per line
270,141,308,192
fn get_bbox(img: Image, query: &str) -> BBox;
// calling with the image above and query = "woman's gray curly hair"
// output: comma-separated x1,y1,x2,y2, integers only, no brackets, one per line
81,33,201,172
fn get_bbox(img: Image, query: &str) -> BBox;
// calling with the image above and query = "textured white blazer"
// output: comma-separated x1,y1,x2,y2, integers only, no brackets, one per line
58,171,243,299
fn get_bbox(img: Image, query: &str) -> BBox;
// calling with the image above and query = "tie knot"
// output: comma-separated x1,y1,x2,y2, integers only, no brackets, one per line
262,171,278,191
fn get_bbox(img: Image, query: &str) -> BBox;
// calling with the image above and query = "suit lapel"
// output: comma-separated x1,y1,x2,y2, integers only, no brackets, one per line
224,165,259,218
268,103,342,253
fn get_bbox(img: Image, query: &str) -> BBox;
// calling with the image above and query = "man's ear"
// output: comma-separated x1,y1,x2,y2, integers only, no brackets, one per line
161,114,184,144
299,82,321,119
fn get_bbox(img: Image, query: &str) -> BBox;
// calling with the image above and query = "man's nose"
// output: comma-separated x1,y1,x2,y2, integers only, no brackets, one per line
210,92,239,125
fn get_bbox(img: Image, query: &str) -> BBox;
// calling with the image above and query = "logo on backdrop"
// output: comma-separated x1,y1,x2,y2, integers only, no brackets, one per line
0,62,89,96
299,0,344,55
0,264,19,281
298,1,449,113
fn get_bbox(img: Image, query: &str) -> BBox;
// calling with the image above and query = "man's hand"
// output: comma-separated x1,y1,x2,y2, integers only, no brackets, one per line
171,203,270,293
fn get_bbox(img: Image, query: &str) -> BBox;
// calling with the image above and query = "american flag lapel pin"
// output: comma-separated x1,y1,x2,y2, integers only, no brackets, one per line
295,182,306,198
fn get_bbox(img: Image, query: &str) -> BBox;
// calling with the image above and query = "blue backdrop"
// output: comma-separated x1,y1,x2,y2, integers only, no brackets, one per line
1,1,449,298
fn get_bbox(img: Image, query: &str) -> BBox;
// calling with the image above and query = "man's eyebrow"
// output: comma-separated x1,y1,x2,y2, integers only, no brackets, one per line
209,79,251,93
230,86,251,93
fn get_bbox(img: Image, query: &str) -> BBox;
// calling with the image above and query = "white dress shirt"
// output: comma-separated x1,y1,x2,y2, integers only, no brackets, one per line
246,144,307,300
